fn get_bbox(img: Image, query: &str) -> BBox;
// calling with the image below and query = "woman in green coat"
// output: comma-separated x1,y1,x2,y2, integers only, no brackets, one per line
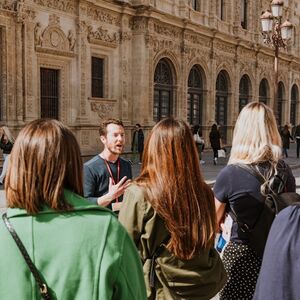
0,119,147,300
119,118,227,300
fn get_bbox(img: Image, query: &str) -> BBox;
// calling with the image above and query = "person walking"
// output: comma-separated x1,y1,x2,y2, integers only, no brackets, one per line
0,126,14,184
0,119,147,300
214,102,295,300
209,124,221,165
119,118,227,300
294,123,300,158
193,125,205,164
131,123,144,164
281,125,293,158
84,118,132,213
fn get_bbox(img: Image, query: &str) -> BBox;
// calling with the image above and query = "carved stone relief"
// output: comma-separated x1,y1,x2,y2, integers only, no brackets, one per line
0,0,17,11
184,32,211,48
153,23,180,39
35,15,75,55
146,35,181,54
87,25,119,47
33,0,76,14
84,5,121,26
215,41,236,55
81,130,90,147
90,102,115,119
130,17,147,32
67,30,76,51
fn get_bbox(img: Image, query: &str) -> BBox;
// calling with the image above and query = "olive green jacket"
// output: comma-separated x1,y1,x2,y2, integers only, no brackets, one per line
0,190,147,300
119,184,227,300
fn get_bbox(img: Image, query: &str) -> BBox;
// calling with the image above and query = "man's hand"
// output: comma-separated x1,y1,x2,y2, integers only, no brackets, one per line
107,176,131,200
97,176,131,207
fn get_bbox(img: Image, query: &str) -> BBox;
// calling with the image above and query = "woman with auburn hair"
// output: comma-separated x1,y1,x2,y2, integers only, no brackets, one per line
0,126,15,184
119,118,226,300
214,102,295,299
0,119,146,300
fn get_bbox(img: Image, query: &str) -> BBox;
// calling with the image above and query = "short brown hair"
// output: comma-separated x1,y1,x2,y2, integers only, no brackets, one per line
98,118,124,136
6,119,83,214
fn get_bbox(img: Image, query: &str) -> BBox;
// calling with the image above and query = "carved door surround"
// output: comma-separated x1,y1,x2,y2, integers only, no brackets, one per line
36,55,71,123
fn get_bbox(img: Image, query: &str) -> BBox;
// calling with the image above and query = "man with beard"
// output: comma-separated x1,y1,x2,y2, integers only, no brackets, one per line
84,119,132,212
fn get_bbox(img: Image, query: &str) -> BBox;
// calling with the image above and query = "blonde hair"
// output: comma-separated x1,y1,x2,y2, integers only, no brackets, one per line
228,102,283,194
2,126,15,144
229,102,282,165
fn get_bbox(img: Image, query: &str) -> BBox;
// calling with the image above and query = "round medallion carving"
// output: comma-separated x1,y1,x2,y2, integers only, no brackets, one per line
50,31,60,47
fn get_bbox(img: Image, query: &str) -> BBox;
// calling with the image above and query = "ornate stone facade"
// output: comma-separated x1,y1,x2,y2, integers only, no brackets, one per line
1,0,300,154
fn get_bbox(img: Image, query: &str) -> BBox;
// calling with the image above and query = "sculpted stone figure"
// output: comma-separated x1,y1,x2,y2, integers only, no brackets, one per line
34,22,43,46
68,30,76,51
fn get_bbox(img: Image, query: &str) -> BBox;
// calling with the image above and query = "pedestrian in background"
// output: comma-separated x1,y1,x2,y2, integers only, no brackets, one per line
193,125,205,164
281,124,293,158
0,119,147,300
0,126,14,185
131,123,144,164
209,124,221,165
214,102,295,300
294,123,300,158
119,118,227,299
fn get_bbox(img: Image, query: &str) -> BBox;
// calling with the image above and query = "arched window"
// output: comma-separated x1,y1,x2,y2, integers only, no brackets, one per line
215,70,229,142
291,84,298,126
259,79,270,104
153,59,174,122
277,82,285,126
219,0,225,20
240,0,248,29
187,66,203,126
239,75,251,112
191,0,200,11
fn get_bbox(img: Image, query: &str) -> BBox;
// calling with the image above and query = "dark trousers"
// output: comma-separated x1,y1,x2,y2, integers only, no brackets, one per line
297,139,300,158
213,148,218,159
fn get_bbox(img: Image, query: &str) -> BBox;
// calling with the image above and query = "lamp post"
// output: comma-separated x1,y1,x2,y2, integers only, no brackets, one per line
260,0,293,124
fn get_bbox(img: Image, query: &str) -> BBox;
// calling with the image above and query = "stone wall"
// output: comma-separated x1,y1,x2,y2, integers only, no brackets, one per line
0,0,300,154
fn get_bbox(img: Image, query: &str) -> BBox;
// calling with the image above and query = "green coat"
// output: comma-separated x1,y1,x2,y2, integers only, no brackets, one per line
0,190,147,300
119,184,227,300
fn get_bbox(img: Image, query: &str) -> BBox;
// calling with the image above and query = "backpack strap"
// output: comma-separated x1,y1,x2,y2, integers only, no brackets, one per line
235,163,264,184
149,235,170,289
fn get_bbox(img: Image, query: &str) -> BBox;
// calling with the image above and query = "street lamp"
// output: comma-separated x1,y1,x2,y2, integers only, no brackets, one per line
260,0,293,124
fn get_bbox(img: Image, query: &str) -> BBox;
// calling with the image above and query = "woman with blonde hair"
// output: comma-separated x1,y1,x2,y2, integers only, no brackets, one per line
0,119,146,299
214,102,295,299
119,118,226,299
0,126,15,184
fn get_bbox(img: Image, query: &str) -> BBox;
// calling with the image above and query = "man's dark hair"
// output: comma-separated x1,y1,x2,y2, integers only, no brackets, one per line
136,123,141,128
99,118,124,136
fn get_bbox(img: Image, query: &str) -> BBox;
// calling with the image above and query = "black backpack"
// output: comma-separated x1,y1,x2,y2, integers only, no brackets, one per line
230,164,300,258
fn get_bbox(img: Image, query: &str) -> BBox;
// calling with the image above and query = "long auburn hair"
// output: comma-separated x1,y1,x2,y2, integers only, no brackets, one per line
6,119,83,214
136,118,216,260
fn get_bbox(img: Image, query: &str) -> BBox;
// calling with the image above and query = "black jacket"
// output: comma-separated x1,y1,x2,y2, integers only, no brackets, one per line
0,138,13,154
131,129,144,153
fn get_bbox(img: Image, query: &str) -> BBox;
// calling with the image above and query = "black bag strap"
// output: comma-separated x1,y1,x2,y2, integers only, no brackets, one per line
229,164,265,232
229,163,287,231
2,213,51,300
149,235,170,288
235,163,265,184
